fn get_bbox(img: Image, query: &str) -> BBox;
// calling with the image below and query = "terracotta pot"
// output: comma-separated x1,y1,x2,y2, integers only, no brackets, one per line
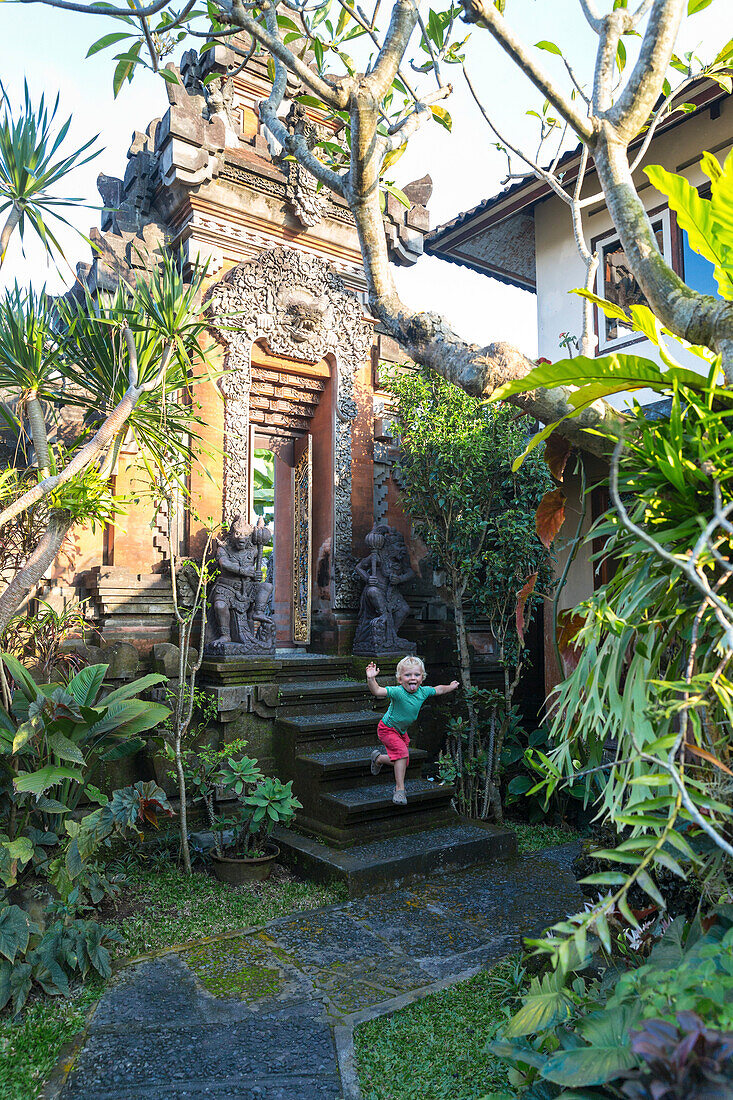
210,843,280,884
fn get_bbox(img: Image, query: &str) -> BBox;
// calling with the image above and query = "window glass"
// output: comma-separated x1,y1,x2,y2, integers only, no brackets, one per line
681,230,720,298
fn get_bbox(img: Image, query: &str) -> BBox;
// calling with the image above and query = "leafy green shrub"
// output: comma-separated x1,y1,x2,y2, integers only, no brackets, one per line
0,778,172,1015
489,907,733,1097
0,906,120,1016
181,743,301,859
392,369,553,822
0,653,169,891
573,829,704,921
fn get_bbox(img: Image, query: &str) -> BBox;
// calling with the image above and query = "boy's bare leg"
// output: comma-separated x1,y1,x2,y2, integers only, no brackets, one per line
393,756,408,791
375,753,391,767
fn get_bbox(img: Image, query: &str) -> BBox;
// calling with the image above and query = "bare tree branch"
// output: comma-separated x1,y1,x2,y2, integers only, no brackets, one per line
366,0,419,99
458,0,594,141
578,0,603,34
608,0,686,139
221,0,351,108
19,0,171,18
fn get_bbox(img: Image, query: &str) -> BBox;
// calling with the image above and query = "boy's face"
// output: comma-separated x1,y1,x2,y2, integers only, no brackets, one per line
398,665,424,693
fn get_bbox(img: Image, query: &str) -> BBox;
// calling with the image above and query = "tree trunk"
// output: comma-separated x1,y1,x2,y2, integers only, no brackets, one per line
25,395,51,475
452,577,480,804
0,511,71,637
174,728,192,874
0,204,21,267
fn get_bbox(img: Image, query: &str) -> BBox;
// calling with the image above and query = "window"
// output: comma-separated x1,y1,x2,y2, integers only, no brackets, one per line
592,210,671,352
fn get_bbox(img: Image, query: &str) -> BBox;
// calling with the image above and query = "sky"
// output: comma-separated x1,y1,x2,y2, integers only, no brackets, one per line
0,1,728,358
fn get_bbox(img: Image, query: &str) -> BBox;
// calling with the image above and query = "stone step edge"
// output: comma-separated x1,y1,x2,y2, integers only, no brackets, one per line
321,782,453,814
277,711,378,733
298,747,429,770
273,819,518,896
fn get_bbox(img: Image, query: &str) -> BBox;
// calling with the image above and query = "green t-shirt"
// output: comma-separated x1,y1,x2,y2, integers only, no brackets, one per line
382,684,436,734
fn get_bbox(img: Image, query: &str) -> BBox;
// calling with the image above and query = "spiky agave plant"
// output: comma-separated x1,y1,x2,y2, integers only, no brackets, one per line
0,80,99,268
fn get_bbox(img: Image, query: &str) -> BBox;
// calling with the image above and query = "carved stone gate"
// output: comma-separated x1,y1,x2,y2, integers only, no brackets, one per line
209,246,372,639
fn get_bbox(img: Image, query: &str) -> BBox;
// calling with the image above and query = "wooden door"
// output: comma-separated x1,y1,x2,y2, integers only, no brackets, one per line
291,434,312,644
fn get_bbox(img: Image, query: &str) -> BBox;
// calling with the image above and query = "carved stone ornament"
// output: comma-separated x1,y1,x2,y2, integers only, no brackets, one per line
280,104,326,229
207,246,373,610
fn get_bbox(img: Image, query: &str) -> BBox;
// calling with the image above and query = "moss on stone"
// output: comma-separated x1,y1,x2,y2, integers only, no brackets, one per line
183,937,283,1002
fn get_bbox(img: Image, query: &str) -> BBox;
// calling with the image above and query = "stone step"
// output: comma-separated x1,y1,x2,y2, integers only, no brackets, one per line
275,655,353,681
274,820,518,895
297,745,428,787
277,709,379,750
320,777,453,831
98,600,175,615
259,678,373,715
201,654,353,686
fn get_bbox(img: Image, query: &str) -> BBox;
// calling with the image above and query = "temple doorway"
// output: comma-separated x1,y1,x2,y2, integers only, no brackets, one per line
247,342,335,648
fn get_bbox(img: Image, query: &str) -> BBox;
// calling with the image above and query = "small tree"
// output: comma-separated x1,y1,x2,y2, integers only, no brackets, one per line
393,368,553,821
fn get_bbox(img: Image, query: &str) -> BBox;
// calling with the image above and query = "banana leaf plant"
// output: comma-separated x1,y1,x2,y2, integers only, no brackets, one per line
0,652,169,886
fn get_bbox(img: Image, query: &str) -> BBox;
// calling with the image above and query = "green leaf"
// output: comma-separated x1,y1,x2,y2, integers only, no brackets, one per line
1,653,42,702
534,40,562,55
644,162,733,300
66,836,83,879
99,674,165,707
12,719,38,754
544,1004,640,1086
84,699,169,740
430,105,452,132
0,905,36,962
158,68,181,85
86,32,131,57
636,869,666,908
14,764,84,797
688,0,713,12
66,663,107,706
47,732,86,765
384,182,411,208
504,972,574,1037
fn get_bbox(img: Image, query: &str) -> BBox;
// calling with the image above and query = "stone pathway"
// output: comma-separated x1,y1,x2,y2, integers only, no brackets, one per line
56,845,581,1100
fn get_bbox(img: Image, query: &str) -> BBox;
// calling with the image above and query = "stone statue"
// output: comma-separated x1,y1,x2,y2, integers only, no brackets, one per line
205,515,276,655
353,523,417,657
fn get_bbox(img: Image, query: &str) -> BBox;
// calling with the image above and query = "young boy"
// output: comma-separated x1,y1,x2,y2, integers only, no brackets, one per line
366,656,459,804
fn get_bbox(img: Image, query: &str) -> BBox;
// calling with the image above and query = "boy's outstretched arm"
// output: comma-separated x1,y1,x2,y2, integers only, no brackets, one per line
434,680,460,696
365,662,388,698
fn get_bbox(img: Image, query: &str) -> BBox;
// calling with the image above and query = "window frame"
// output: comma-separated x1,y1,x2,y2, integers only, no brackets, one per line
590,205,676,354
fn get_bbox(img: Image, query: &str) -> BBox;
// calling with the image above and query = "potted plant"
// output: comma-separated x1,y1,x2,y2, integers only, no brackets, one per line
183,745,301,883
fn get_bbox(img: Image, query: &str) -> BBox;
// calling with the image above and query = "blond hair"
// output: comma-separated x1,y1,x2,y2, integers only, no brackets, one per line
395,655,426,681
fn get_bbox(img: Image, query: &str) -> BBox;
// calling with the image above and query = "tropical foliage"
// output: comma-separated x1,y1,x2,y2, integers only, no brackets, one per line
484,156,733,1095
0,779,172,1014
393,368,553,821
180,741,301,858
0,80,99,267
490,906,733,1098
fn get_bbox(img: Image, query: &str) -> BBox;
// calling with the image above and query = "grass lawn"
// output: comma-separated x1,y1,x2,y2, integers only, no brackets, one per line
114,862,347,957
508,819,579,855
354,820,577,1100
0,863,345,1100
355,959,522,1100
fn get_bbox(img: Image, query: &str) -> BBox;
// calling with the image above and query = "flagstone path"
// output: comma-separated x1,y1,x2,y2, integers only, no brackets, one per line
55,844,581,1100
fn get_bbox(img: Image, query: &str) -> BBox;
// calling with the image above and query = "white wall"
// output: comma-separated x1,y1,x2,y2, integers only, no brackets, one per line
534,95,733,408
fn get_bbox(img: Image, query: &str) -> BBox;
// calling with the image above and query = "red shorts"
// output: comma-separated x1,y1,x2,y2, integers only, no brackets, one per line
377,720,410,761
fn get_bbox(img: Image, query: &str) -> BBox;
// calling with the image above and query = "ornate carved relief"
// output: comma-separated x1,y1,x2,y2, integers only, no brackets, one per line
278,105,326,229
208,245,373,610
220,162,354,226
292,439,312,643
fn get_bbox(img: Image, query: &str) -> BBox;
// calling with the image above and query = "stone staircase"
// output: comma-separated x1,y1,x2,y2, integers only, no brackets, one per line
249,655,515,894
262,665,455,847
